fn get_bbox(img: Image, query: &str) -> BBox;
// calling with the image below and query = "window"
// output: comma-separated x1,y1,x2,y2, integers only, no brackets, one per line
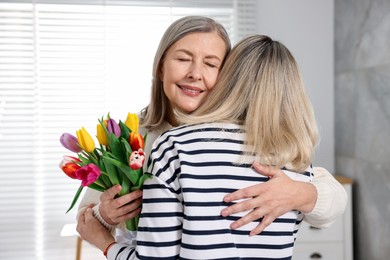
0,1,256,259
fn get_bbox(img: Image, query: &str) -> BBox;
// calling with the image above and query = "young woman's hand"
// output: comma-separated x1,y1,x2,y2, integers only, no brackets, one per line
99,185,143,225
220,162,317,236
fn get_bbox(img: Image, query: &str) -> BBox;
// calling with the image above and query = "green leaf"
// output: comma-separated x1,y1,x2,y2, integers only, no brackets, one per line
119,120,131,140
134,215,140,230
66,185,84,213
131,173,152,191
87,151,99,165
125,218,136,231
103,156,139,185
100,173,113,187
121,138,133,154
92,177,108,190
77,153,90,166
107,132,126,163
97,156,106,174
134,169,143,184
88,183,105,192
143,131,148,145
102,156,120,185
121,138,132,161
119,175,131,196
100,146,120,161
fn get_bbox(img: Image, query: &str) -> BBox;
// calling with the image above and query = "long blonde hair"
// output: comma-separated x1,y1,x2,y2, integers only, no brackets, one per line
180,35,318,172
140,16,231,131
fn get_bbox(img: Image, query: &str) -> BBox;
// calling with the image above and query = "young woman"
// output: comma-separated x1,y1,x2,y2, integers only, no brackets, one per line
79,34,328,259
77,16,346,243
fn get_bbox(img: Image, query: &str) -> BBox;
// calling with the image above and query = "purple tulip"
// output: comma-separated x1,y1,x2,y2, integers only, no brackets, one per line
60,133,82,153
107,118,121,137
75,163,101,187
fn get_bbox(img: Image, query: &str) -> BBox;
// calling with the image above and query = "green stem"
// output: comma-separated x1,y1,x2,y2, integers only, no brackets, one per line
125,218,135,231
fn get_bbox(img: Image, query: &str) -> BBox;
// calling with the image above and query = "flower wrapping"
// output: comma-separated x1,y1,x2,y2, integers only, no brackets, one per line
59,113,150,231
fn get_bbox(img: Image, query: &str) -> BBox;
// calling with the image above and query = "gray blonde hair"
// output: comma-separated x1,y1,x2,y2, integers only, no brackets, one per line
181,35,318,172
140,16,231,130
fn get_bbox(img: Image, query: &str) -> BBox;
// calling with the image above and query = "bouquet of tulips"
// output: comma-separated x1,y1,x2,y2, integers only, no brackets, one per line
59,113,149,231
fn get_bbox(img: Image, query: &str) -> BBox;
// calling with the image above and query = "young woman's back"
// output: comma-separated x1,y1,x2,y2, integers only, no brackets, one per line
137,122,312,259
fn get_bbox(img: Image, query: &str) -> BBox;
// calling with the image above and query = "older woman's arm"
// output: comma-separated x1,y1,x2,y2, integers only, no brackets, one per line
221,162,347,235
304,167,348,228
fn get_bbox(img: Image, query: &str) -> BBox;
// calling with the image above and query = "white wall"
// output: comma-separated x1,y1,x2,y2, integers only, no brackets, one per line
255,0,335,172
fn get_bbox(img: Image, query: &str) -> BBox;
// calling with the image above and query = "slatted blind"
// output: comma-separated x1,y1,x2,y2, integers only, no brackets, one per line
0,1,256,259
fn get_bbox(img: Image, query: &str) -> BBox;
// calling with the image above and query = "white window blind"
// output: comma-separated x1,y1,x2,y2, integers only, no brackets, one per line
0,1,256,259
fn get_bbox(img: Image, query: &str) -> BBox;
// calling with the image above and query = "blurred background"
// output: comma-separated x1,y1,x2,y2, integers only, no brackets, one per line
0,0,388,259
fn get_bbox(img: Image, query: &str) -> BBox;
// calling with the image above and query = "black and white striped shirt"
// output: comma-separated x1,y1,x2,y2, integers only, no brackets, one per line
108,122,313,260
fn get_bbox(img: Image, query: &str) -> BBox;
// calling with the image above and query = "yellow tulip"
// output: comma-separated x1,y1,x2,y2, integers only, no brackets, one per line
125,113,139,133
76,127,95,153
96,123,108,146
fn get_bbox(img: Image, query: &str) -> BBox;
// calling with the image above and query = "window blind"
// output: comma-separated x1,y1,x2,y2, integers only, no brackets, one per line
0,1,256,259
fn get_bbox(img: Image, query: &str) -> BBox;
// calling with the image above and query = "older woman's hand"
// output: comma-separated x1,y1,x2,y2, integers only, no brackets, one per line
220,162,317,236
77,204,115,252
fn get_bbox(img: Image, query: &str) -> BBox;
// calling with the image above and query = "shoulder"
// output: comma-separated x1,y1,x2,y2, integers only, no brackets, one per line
160,122,243,139
150,122,243,156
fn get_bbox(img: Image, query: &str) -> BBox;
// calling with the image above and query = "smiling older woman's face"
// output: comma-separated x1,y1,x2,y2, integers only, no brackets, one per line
159,32,227,113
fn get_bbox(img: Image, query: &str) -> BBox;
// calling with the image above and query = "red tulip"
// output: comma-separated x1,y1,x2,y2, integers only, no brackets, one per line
129,132,144,151
59,156,81,179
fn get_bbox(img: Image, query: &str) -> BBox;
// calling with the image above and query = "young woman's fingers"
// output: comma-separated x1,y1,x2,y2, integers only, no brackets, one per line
100,184,122,202
115,208,142,223
114,190,143,208
109,197,143,223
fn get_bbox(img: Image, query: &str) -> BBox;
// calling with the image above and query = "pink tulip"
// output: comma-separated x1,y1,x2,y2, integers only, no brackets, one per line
75,163,101,187
60,133,82,153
